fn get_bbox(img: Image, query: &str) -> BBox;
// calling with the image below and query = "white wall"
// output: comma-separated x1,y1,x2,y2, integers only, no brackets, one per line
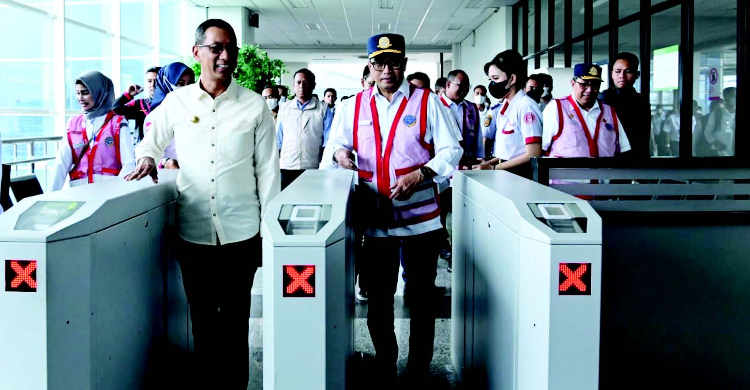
456,6,514,90
207,7,255,46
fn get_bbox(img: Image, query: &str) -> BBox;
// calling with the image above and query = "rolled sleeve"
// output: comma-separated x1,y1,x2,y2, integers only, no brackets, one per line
320,98,354,170
518,101,543,145
616,115,631,153
542,102,559,151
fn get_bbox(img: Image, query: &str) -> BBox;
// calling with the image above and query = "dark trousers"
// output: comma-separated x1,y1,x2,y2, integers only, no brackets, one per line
280,169,305,190
363,230,441,374
175,235,260,389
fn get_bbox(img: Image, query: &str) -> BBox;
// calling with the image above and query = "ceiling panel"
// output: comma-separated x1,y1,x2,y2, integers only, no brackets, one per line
189,0,517,51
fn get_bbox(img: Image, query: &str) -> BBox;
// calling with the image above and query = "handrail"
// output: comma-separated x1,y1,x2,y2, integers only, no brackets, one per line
6,157,56,165
2,136,63,144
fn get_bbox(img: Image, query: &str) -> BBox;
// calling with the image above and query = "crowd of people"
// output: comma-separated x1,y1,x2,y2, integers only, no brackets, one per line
48,16,736,389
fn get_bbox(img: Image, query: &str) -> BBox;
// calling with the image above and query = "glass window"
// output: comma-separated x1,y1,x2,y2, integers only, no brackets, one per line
618,21,641,93
571,0,585,38
0,117,56,158
540,0,549,50
0,6,54,111
572,40,585,65
553,0,564,45
65,23,112,111
160,0,184,55
528,2,536,55
650,5,681,157
17,0,54,14
593,0,609,30
121,40,153,96
693,0,736,157
619,1,640,19
65,0,111,31
540,52,549,69
552,48,565,68
593,32,610,91
121,0,152,43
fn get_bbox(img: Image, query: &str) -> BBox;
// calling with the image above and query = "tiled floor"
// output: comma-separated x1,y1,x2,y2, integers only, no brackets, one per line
246,256,456,389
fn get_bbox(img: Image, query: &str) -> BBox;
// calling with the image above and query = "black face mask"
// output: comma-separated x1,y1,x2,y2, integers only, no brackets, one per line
527,86,543,102
488,79,511,99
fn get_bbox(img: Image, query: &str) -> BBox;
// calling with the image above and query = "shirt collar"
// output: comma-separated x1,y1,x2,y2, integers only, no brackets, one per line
294,96,317,110
572,95,601,113
372,79,412,101
190,78,238,101
503,89,527,113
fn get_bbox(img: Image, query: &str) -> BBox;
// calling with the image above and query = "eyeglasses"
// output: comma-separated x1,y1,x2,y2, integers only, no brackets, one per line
196,43,239,55
451,81,470,92
370,58,404,71
575,80,601,91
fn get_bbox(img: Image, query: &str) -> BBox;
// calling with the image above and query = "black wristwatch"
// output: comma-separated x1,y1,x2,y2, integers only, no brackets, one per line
419,165,436,181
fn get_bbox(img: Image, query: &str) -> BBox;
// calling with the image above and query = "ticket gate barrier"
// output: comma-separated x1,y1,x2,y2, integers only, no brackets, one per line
262,170,356,390
0,170,190,390
451,170,602,390
531,157,750,388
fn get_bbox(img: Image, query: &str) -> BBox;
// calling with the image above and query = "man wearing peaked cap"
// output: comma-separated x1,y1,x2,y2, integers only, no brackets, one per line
541,63,632,158
320,33,462,384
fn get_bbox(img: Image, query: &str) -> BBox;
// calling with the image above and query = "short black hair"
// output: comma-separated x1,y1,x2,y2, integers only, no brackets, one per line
195,19,237,45
146,66,161,74
614,52,640,71
474,85,487,94
277,85,289,94
723,87,736,100
435,77,447,89
293,68,316,85
362,65,370,79
324,88,337,96
446,69,469,83
263,85,280,98
407,72,431,87
484,50,527,87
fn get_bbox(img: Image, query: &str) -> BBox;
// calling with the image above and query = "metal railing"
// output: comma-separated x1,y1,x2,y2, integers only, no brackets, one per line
2,136,61,177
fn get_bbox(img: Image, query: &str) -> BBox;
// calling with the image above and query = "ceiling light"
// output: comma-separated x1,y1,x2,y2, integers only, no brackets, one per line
379,0,394,9
306,23,321,30
447,24,462,31
288,0,308,9
378,22,392,31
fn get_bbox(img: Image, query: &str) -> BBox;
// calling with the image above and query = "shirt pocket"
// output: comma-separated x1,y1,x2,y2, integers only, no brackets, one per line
219,120,255,162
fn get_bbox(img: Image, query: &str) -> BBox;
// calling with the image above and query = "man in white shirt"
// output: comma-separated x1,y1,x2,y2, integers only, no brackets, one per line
323,33,462,385
542,63,631,157
276,68,332,189
125,19,280,388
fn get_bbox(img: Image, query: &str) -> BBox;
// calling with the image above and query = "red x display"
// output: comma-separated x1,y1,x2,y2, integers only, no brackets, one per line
283,265,315,297
5,260,37,293
559,263,591,296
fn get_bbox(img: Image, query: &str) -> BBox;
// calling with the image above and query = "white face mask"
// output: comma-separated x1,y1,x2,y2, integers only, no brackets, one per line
266,98,279,110
279,96,287,103
474,95,487,105
541,86,550,98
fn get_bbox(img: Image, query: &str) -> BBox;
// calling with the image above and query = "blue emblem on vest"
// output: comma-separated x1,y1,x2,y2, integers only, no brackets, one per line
403,115,417,127
605,123,614,131
104,136,115,146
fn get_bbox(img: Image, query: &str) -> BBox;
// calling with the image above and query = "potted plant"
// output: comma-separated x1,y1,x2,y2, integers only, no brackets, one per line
189,44,286,93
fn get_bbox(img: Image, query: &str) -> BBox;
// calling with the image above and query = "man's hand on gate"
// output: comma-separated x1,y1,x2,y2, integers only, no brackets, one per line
390,170,423,200
334,148,357,170
124,157,158,183
472,158,494,170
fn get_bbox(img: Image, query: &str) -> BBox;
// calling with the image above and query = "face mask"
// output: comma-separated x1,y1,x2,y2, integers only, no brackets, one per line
527,87,543,102
488,80,511,100
474,95,487,105
280,96,287,103
266,98,279,110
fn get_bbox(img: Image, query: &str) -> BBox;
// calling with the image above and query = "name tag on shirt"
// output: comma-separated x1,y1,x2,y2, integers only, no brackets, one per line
358,120,372,126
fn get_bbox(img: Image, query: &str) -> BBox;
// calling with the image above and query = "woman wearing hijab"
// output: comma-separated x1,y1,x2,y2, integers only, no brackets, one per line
51,71,135,191
143,62,195,169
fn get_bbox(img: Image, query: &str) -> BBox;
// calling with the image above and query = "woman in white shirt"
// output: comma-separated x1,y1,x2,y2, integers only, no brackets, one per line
51,71,135,191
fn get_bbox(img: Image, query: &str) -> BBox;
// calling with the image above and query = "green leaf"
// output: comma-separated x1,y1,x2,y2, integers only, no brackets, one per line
182,44,287,93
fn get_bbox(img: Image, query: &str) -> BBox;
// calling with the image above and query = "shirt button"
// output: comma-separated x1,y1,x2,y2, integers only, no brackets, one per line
212,126,215,129
213,213,216,217
211,160,214,164
212,143,215,147
212,196,215,199
212,109,216,112
211,179,214,182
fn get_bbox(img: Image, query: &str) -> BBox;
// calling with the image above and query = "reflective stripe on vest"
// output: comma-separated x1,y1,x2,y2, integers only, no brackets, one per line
67,112,123,183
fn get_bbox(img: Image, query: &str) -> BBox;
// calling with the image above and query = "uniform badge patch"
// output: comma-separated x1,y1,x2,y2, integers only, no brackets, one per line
524,112,536,125
605,123,614,131
104,137,115,146
568,113,575,119
483,116,492,127
403,115,417,127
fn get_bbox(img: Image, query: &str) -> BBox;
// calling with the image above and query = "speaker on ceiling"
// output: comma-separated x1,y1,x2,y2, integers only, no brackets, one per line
249,12,259,28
